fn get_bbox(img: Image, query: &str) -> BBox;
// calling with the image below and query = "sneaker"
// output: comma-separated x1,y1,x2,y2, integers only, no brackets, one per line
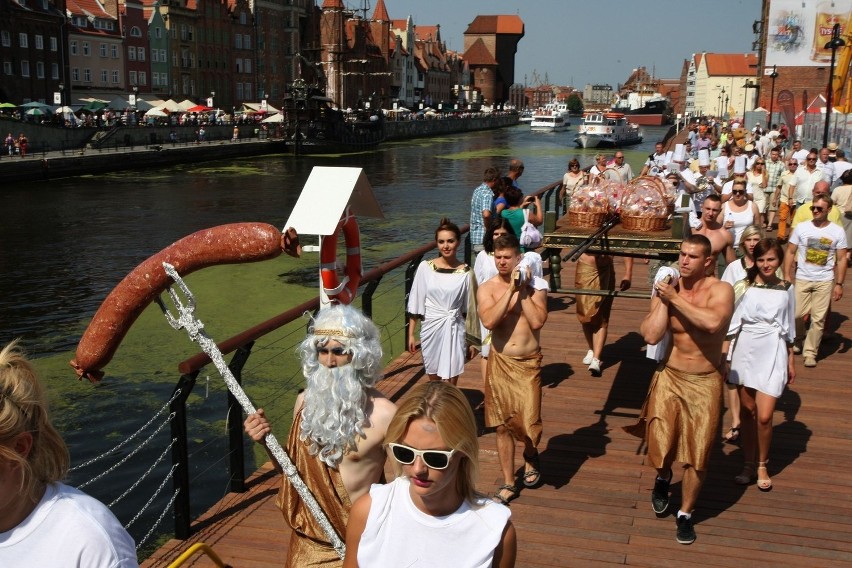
651,471,671,514
588,358,602,377
804,357,817,367
676,515,696,544
792,343,802,354
582,350,594,365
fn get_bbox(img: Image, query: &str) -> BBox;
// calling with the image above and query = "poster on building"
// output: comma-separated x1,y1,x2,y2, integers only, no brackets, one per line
766,0,852,67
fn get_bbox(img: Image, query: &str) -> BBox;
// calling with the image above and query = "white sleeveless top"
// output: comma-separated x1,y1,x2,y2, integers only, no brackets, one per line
356,477,511,568
722,201,755,247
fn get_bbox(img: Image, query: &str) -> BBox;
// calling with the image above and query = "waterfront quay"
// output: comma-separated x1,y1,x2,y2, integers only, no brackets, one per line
0,113,518,184
142,258,852,567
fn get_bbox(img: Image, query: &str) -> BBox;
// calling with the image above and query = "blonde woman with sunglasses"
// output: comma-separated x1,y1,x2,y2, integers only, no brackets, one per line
344,382,516,568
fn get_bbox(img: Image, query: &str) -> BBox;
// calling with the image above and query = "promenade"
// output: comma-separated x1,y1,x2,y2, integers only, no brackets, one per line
142,258,852,567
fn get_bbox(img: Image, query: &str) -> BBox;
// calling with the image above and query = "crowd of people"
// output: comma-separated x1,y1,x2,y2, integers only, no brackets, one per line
2,130,848,565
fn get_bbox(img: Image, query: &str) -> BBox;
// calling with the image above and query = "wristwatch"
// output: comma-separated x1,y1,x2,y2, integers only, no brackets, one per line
836,282,844,287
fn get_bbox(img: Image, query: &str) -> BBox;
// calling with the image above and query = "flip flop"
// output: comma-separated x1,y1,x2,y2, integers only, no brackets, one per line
522,450,542,488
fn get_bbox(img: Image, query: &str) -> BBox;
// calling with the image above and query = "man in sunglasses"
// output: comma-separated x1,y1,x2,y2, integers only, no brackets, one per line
790,181,844,230
478,233,548,505
784,194,848,368
244,305,396,566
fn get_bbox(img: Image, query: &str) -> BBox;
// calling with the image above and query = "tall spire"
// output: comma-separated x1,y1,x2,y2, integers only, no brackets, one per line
372,0,389,21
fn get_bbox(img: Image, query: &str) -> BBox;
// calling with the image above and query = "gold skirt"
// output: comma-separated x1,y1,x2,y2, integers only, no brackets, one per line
623,365,723,472
575,259,615,325
485,349,543,447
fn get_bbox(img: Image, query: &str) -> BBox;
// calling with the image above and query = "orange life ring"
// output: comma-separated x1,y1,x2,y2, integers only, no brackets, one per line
320,214,361,304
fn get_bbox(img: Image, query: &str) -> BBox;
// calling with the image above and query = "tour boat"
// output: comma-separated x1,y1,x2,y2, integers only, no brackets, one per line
574,111,642,148
530,112,569,132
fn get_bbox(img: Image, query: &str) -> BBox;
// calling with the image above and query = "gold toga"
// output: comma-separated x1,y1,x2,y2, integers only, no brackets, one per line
485,349,543,446
575,259,615,325
623,365,723,472
277,410,349,567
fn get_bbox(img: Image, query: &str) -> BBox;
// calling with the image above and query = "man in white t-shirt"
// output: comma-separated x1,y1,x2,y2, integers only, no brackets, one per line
788,140,810,164
783,194,848,367
831,148,852,188
817,147,836,186
796,151,825,206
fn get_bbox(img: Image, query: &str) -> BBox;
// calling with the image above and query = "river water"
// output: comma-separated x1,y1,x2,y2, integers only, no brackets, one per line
0,123,670,553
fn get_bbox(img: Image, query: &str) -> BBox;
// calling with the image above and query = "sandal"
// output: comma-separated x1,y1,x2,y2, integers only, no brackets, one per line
734,462,756,485
722,426,740,444
522,450,542,488
757,462,773,492
493,484,518,506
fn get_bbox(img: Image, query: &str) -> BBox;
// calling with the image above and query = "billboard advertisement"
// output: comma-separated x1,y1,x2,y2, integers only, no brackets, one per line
767,0,852,66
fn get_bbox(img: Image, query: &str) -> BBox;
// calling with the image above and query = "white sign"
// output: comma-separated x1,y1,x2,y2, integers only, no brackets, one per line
206,97,214,107
129,94,137,107
283,167,384,236
766,0,852,67
53,91,61,104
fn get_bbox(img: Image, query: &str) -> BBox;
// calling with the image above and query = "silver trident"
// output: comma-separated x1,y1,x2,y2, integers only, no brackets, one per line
156,262,346,558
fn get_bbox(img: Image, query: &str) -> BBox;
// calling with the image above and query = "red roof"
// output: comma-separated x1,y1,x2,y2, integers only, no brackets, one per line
322,0,344,9
415,25,439,41
67,0,115,20
372,0,389,22
464,15,524,35
462,38,497,65
704,53,758,77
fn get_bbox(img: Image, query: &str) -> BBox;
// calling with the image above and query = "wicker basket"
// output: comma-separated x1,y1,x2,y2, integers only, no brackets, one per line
621,214,669,232
568,209,610,228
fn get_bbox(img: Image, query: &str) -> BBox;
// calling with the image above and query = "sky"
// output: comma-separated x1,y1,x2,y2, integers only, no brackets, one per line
358,0,762,89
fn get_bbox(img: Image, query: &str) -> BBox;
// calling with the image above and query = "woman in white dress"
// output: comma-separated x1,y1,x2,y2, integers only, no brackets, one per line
408,218,471,385
343,381,516,568
746,158,769,228
725,239,796,491
719,225,764,444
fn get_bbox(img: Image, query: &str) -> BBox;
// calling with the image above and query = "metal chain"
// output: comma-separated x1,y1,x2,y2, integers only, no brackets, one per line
70,390,181,472
134,488,180,550
76,412,174,490
156,262,346,559
109,438,176,508
125,463,179,530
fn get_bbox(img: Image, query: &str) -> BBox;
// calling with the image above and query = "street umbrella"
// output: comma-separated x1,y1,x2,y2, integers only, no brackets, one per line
25,108,48,116
81,100,107,112
0,102,16,109
20,101,52,110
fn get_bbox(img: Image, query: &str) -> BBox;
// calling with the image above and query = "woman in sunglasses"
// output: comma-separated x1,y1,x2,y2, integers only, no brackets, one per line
560,158,585,211
344,381,516,567
718,180,761,253
746,158,769,228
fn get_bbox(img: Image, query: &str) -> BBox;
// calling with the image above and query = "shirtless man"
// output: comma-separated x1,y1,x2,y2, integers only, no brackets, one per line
692,194,735,276
478,234,548,506
244,305,396,566
625,234,734,545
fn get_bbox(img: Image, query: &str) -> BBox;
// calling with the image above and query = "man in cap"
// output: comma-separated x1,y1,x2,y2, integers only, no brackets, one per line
743,143,759,169
244,305,396,566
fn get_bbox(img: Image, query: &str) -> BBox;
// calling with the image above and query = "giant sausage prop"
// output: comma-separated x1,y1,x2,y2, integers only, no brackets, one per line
71,223,286,382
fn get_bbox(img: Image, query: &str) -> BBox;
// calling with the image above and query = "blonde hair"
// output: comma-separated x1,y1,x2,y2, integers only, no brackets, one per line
0,340,69,503
384,382,480,503
739,225,765,254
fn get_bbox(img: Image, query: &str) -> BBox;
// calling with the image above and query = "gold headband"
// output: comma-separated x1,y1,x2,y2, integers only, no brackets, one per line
311,328,354,338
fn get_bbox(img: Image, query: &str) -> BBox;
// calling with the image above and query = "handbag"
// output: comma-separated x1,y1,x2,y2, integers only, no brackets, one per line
519,208,543,249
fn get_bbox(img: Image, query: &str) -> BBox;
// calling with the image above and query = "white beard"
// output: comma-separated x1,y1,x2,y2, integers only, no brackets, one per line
299,365,367,468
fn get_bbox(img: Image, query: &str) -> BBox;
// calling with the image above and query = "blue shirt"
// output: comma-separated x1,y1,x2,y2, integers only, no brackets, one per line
470,183,494,245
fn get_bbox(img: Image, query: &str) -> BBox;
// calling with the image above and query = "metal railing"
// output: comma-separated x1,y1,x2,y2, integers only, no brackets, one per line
165,180,563,539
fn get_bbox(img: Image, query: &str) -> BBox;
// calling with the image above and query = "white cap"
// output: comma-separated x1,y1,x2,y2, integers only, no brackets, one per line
698,149,711,166
673,144,686,162
733,156,747,174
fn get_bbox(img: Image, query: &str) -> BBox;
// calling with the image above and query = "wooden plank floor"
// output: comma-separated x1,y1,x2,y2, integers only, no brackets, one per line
143,257,852,567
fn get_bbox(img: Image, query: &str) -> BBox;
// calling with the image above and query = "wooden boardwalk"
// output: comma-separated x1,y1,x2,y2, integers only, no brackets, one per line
143,258,852,567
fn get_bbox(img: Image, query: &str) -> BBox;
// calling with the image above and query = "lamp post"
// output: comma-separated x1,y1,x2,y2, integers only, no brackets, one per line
719,87,726,119
58,82,64,106
767,65,778,127
131,85,138,110
824,22,845,148
741,80,756,123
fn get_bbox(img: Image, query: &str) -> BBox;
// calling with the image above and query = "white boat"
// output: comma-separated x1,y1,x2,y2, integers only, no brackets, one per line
574,111,642,148
530,113,569,132
519,109,535,123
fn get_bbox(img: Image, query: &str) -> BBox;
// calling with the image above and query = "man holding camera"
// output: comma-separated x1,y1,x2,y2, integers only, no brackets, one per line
478,234,549,506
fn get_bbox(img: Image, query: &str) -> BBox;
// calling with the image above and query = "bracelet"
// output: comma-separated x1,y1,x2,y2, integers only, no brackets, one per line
836,282,844,287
